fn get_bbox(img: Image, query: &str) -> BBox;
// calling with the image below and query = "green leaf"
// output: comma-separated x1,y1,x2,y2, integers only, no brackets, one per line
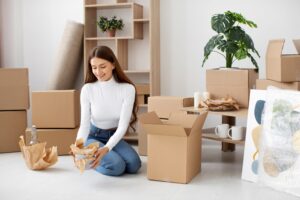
225,11,257,28
202,35,225,67
211,14,234,33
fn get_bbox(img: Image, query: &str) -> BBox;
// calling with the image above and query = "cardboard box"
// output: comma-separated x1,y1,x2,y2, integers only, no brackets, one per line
256,79,300,90
206,68,258,108
0,111,27,153
266,39,300,82
0,68,29,110
139,111,208,184
25,128,78,155
138,96,194,156
148,96,194,119
32,90,80,128
136,84,150,95
137,95,145,105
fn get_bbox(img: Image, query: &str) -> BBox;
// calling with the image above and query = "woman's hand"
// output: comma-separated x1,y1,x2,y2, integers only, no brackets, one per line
90,146,109,169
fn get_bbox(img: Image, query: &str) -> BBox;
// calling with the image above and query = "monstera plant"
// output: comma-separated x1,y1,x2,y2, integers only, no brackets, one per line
202,11,260,70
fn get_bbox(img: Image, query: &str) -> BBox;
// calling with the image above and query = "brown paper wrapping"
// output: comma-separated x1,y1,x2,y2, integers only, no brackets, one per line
70,138,99,173
19,136,58,170
199,96,239,111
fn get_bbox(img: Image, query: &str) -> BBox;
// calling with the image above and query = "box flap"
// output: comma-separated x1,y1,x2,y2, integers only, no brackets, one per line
190,111,208,135
266,39,284,62
293,39,300,54
148,96,193,119
143,124,187,137
138,112,162,125
167,111,198,128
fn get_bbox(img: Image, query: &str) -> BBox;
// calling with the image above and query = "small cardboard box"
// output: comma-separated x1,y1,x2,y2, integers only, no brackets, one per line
137,95,145,105
0,111,27,153
256,79,300,90
206,68,258,108
25,128,78,155
0,68,29,110
138,96,194,156
136,84,150,95
32,90,80,128
266,39,300,82
139,111,208,184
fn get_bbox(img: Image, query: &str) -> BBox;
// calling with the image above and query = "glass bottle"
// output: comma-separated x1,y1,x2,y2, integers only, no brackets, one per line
29,125,38,145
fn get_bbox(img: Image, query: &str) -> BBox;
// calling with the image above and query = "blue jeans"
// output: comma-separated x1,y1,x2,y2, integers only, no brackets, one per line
85,124,141,176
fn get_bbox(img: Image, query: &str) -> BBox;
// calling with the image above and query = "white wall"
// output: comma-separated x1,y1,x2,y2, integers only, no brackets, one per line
1,0,300,127
0,0,24,67
160,0,300,97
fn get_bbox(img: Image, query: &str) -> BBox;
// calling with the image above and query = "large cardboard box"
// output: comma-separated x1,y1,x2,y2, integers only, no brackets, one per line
256,79,300,90
266,39,300,82
138,96,194,156
32,90,80,128
139,111,208,184
25,128,78,155
206,68,258,108
0,68,29,110
0,111,27,153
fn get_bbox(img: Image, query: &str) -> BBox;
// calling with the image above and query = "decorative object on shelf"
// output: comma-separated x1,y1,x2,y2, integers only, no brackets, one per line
201,11,260,70
97,16,124,37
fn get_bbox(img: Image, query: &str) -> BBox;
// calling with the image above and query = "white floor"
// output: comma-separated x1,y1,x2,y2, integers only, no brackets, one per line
0,141,298,200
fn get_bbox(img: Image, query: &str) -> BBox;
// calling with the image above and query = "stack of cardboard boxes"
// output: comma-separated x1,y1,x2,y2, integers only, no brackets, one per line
26,90,80,155
0,68,29,153
257,39,300,90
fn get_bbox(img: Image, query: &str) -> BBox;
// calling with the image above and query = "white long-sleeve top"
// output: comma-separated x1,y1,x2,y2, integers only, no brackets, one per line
76,76,135,150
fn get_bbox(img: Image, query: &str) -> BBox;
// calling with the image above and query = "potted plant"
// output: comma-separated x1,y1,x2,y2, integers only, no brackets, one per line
202,11,260,70
97,16,124,37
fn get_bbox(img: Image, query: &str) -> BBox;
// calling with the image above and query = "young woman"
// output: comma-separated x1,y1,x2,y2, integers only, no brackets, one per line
76,46,141,176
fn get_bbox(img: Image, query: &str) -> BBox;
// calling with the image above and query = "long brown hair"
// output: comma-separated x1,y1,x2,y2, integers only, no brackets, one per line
85,46,138,131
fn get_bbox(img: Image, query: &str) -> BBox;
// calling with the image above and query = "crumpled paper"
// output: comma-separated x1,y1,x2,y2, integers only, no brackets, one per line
70,138,99,173
199,96,239,111
18,136,58,170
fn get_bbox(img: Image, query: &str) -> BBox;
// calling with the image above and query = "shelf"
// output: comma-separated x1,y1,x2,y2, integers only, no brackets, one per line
85,37,133,41
202,133,245,145
85,2,134,9
134,19,150,23
138,104,148,108
124,70,150,74
123,132,138,141
181,107,248,118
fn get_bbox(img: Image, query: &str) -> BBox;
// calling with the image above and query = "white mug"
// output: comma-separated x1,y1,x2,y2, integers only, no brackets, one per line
215,124,229,138
227,126,245,140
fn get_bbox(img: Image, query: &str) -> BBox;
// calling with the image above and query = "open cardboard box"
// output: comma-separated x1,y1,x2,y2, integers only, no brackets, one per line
139,111,208,184
266,39,300,82
138,96,194,156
